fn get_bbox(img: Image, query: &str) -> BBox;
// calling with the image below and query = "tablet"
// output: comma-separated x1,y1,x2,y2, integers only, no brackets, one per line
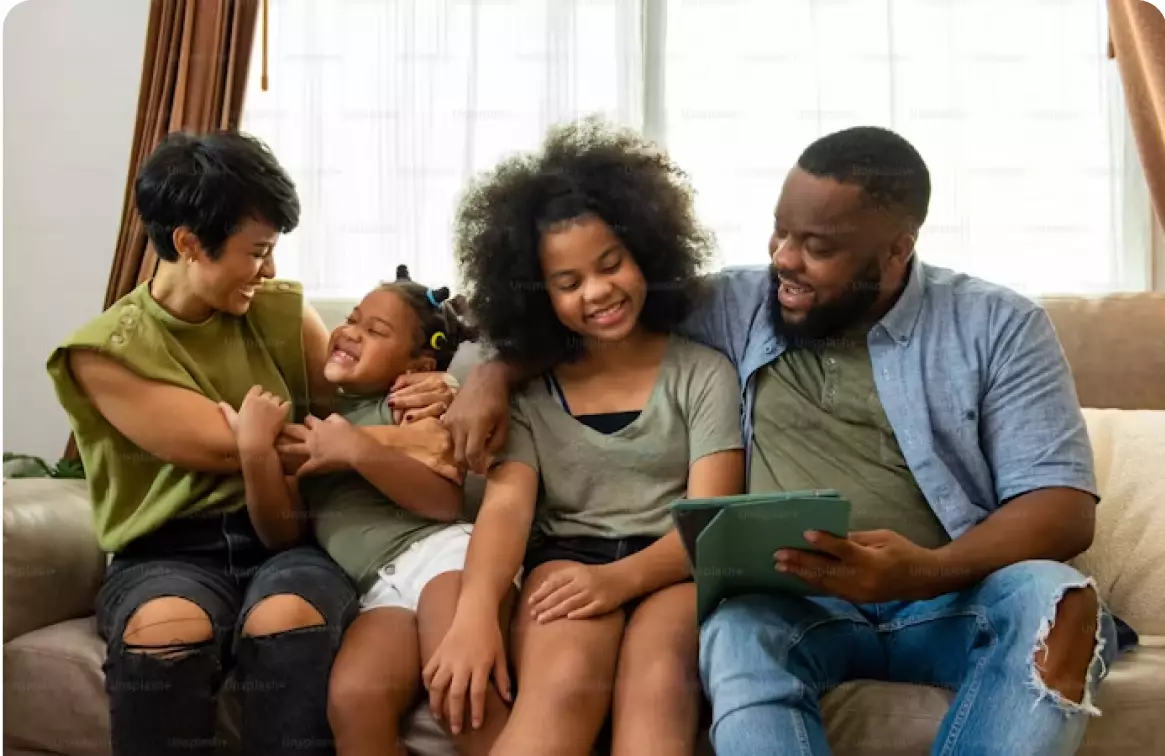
670,490,852,622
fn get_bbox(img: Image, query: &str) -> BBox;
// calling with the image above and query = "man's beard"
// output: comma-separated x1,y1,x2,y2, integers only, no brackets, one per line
768,260,882,348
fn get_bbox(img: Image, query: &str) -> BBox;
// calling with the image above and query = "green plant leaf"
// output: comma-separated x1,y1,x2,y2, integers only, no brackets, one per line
52,457,86,479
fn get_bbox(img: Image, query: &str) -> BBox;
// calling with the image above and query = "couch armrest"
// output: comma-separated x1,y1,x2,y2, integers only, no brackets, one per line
3,479,105,642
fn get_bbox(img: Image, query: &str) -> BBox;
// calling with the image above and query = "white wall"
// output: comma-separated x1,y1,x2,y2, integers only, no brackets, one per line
3,0,149,459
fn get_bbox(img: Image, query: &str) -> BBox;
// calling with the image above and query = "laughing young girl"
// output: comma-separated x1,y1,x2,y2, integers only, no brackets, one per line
423,118,745,756
231,267,509,756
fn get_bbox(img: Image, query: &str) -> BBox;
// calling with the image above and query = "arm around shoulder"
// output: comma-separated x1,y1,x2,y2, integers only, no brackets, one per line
676,267,769,367
443,356,540,473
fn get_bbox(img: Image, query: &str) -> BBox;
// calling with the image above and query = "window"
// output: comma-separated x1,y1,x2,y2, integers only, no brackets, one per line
243,0,643,300
244,0,1147,301
662,0,1134,295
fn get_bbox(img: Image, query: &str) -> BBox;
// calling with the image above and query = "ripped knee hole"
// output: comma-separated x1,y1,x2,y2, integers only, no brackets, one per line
240,593,326,638
1033,585,1102,707
123,598,214,653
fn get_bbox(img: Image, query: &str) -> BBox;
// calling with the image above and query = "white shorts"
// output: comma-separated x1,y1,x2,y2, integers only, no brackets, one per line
360,525,475,613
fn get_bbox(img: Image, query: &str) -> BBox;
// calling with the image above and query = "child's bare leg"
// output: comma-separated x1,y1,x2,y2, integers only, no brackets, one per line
489,561,626,756
417,570,515,756
611,582,700,756
328,608,420,756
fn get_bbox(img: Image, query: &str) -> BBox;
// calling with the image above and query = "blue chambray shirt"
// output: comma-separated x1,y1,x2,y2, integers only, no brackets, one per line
678,259,1098,540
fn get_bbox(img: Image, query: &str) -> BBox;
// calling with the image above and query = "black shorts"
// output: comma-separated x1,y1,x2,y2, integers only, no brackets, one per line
96,507,357,658
523,534,659,575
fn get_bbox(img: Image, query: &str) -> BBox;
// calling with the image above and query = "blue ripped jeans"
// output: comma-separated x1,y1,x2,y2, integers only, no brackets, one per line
699,560,1118,756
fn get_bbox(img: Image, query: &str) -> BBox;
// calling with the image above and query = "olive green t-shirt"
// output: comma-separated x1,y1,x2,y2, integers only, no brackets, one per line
46,280,310,553
497,335,744,540
749,330,951,548
300,393,449,592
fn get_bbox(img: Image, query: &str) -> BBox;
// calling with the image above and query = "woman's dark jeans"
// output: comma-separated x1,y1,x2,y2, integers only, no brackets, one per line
95,507,358,756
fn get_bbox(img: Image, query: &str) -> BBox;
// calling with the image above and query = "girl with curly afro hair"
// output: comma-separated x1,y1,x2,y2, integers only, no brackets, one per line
423,118,746,756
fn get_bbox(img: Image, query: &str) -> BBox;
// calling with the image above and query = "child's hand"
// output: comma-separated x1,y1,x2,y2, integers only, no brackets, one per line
422,614,512,735
297,414,363,477
528,563,632,623
275,424,310,474
235,386,291,453
219,402,240,434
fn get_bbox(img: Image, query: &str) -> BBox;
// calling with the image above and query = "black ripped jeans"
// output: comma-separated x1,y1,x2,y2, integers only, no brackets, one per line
95,507,358,756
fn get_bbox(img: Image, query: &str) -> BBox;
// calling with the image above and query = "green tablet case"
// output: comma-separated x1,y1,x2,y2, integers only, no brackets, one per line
670,491,852,623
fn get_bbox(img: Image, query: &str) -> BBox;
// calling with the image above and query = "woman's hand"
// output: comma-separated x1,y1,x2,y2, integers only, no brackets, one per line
527,563,632,623
234,386,291,453
296,414,365,477
422,611,512,735
390,371,457,424
443,362,513,474
274,424,310,474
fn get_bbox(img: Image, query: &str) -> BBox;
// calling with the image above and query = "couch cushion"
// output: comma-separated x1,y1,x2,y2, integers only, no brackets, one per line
819,644,1165,755
5,618,1162,755
3,479,105,642
4,617,110,756
1,617,474,756
1040,293,1165,410
1071,410,1165,636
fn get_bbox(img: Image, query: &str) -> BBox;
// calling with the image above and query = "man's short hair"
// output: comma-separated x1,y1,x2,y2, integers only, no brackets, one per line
797,126,931,227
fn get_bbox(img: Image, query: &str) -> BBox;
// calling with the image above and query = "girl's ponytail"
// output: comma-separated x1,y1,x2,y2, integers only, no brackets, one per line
385,265,477,370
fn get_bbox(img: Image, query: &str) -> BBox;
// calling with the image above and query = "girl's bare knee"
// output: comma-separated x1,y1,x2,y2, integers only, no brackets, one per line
621,655,695,702
529,646,616,709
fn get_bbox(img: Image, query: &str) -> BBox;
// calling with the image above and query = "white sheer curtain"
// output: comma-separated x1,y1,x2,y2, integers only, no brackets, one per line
243,0,643,299
663,0,1138,295
244,0,1145,301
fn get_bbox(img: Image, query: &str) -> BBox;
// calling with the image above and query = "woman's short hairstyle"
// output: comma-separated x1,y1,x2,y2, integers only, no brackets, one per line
135,130,300,262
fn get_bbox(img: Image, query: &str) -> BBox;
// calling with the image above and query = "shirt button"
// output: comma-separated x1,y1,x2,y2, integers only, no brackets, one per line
765,345,774,354
276,282,291,291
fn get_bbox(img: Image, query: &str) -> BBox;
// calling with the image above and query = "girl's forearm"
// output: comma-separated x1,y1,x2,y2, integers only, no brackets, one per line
457,502,531,616
609,529,691,599
455,464,538,618
240,443,305,549
348,434,462,521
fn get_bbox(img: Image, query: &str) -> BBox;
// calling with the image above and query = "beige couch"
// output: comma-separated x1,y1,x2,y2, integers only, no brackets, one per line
6,293,1165,756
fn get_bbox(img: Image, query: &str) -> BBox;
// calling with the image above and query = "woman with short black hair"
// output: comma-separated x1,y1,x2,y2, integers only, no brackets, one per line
48,130,452,756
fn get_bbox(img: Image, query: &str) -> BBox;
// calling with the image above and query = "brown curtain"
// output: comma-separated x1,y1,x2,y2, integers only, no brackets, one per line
104,0,261,308
64,0,261,461
1109,0,1165,227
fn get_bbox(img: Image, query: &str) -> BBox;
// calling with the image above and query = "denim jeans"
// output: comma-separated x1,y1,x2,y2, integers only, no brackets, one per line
699,560,1119,756
96,507,358,756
